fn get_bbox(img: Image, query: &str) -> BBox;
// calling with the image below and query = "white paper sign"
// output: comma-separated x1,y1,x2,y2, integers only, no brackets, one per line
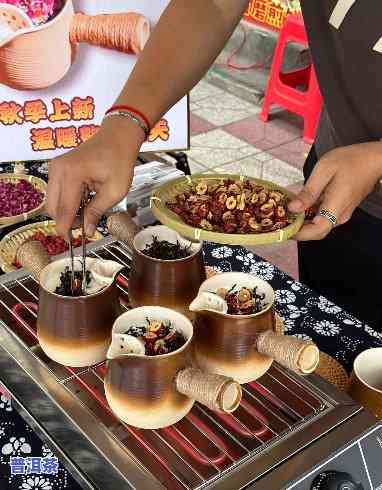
0,0,189,161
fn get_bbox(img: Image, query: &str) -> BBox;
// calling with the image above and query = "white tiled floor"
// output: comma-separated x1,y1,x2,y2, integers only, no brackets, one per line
187,129,259,167
190,80,227,103
262,158,303,187
192,92,261,126
211,155,264,179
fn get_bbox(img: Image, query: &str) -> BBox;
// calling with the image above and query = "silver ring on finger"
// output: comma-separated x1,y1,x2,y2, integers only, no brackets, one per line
319,208,337,227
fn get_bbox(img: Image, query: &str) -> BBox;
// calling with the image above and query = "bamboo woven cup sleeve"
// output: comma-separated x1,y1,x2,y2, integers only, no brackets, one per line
175,368,242,413
16,240,50,281
257,331,319,375
107,212,141,248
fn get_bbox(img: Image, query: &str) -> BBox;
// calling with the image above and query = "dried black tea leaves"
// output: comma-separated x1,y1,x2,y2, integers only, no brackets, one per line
141,236,192,260
55,266,92,297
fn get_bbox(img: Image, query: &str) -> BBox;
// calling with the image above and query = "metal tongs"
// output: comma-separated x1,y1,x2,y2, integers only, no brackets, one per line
68,189,88,296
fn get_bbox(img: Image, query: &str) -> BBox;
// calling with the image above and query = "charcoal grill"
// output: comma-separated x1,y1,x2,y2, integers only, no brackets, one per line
0,237,381,490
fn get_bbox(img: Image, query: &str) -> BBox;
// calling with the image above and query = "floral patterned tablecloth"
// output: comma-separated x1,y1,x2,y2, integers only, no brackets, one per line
0,162,381,489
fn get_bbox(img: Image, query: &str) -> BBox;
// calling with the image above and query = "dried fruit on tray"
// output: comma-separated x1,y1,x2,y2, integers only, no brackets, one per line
0,180,43,218
167,178,291,234
124,319,187,356
216,284,268,315
13,231,90,268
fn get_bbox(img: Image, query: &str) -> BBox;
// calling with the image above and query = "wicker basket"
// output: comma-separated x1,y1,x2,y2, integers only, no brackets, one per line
151,173,304,246
0,220,103,273
0,174,47,229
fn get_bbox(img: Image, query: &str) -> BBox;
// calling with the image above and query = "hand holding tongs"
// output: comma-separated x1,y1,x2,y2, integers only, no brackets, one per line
69,188,89,296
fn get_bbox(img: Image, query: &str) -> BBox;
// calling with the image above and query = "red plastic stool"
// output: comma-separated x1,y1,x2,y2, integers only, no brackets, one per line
259,14,323,144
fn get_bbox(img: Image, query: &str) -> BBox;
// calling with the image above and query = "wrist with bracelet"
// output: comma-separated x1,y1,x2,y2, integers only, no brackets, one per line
103,105,152,141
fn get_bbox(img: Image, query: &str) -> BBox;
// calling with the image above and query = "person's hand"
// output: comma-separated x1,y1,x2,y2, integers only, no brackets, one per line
47,117,145,240
288,142,382,241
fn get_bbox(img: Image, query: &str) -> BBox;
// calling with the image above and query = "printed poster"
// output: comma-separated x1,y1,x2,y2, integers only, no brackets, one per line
0,0,189,161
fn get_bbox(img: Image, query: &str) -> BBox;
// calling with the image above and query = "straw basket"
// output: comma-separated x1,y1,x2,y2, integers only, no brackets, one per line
150,174,304,246
0,220,102,273
0,174,47,229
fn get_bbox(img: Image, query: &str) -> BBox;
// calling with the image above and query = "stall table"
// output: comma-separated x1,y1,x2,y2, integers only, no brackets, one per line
0,163,381,489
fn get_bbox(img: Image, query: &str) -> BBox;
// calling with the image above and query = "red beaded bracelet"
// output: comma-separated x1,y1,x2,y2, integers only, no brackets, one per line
105,105,151,132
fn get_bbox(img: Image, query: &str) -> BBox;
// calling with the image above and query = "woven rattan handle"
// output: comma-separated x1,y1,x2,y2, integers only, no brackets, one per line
70,12,151,54
107,212,142,249
175,367,242,412
16,240,50,282
256,331,319,375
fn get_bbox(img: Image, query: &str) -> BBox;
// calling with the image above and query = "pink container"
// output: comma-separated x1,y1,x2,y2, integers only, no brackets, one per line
0,0,151,90
0,0,73,90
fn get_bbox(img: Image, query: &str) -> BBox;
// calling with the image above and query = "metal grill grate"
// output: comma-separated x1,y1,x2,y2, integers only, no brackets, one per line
0,240,332,490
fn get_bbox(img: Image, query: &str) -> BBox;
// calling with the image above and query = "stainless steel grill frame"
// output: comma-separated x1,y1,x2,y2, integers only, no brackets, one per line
0,236,364,489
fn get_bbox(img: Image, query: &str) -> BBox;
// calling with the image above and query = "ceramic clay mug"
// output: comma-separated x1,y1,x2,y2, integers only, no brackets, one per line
107,212,206,319
349,348,382,419
104,306,242,429
0,1,151,90
191,272,320,383
17,240,124,367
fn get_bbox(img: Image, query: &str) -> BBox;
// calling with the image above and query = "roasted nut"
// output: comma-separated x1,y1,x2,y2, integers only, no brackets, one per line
258,191,268,204
209,184,220,194
149,320,162,333
241,300,254,310
249,218,261,231
165,329,177,342
196,182,208,195
261,218,274,231
237,288,251,303
223,222,238,233
217,192,228,205
251,193,259,204
226,196,237,210
237,193,246,210
260,203,274,213
167,178,290,235
198,204,209,218
197,195,210,202
154,339,167,354
275,205,286,219
243,189,252,202
216,287,228,298
270,191,283,203
272,221,287,230
222,211,235,222
200,219,213,230
228,183,241,194
144,331,158,341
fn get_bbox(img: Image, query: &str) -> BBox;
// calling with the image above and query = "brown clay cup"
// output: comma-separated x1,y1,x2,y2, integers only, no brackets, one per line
349,348,382,419
191,272,319,383
104,306,242,429
107,212,206,319
17,240,123,367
